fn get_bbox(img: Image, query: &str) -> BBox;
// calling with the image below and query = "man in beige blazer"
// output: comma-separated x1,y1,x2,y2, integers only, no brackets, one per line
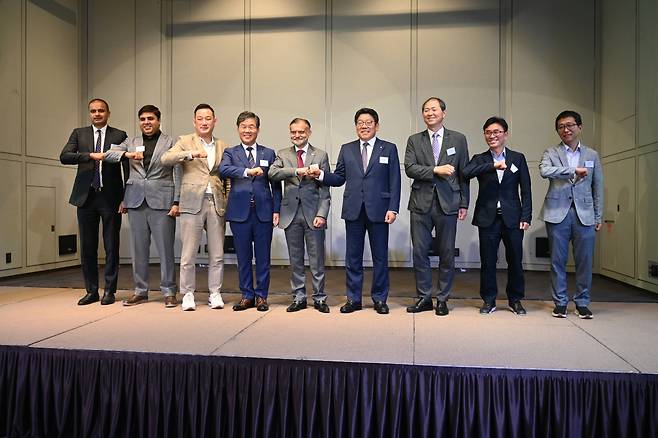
161,103,230,311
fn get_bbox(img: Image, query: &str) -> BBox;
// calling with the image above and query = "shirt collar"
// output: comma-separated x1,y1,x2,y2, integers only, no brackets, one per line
92,125,107,134
490,146,506,160
361,136,377,147
200,137,214,148
427,126,445,138
295,143,309,154
562,141,581,153
242,143,257,153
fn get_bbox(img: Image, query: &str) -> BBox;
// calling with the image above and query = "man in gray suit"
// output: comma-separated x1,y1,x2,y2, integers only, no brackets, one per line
104,105,181,307
404,97,470,316
269,118,331,313
539,110,603,319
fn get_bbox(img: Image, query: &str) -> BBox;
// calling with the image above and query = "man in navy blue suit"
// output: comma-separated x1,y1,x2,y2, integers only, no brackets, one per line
220,111,282,311
463,117,532,316
318,108,401,314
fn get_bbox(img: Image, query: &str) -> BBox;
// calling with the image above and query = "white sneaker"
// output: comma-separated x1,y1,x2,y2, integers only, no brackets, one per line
209,292,225,309
181,292,196,311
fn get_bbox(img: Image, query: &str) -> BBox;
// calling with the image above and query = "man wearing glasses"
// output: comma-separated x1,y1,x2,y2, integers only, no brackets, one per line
404,97,470,316
539,110,603,319
463,117,531,315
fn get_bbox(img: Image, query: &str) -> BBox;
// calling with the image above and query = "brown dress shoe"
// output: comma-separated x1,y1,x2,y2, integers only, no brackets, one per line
256,297,269,311
233,298,255,311
123,294,148,306
164,295,178,308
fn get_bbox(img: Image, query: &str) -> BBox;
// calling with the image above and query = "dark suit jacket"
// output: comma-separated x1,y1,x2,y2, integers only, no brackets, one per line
219,144,282,222
463,147,532,228
60,126,128,207
322,138,401,222
404,128,470,215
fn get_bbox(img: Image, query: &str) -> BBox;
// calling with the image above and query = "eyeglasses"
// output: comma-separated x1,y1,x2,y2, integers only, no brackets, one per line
557,123,579,131
484,130,505,137
356,120,375,127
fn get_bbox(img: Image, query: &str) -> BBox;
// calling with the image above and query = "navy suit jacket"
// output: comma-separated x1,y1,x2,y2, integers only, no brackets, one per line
220,144,282,222
463,147,532,228
323,138,401,222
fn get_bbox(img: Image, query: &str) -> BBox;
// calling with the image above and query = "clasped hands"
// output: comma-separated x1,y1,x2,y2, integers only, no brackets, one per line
296,166,321,178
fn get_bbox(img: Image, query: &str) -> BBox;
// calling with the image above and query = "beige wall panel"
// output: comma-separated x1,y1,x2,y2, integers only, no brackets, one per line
417,0,501,143
26,0,79,160
170,0,245,141
0,160,22,270
638,0,658,147
87,1,136,134
510,0,595,160
637,151,658,284
331,0,411,162
0,0,22,155
134,0,164,119
600,0,636,157
26,186,56,266
27,163,79,263
250,0,327,260
600,159,635,278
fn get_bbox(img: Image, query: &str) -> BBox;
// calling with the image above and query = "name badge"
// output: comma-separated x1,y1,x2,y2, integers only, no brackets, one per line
585,160,594,168
135,146,145,152
379,156,389,164
259,159,269,167
510,163,518,173
447,147,456,156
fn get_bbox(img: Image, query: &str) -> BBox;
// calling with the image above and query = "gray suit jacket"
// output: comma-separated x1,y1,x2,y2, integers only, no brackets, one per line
268,144,331,229
105,133,181,210
404,128,470,214
539,143,603,226
160,133,230,216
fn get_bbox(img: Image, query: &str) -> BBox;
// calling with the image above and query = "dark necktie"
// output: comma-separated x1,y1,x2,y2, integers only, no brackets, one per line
91,129,102,190
247,146,255,168
361,142,369,172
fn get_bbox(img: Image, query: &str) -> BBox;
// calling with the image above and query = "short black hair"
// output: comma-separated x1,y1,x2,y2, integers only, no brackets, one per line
483,116,508,132
354,108,379,125
555,110,582,130
422,97,446,112
138,104,161,120
237,111,260,128
289,117,311,129
194,103,215,116
88,98,109,111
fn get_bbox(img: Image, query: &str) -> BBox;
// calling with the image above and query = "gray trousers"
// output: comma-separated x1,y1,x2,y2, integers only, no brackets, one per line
179,195,226,295
128,202,176,297
284,207,326,303
410,196,457,302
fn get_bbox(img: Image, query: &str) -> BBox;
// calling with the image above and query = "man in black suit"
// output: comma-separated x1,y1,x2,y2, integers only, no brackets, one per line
463,117,531,315
404,97,470,316
60,98,128,305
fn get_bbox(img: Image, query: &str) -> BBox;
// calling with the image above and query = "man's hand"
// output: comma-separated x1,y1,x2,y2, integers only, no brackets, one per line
118,201,127,214
433,164,455,177
494,160,507,170
595,223,602,231
306,167,321,178
313,216,326,228
575,167,588,178
458,208,467,221
125,151,144,160
519,221,530,230
191,150,207,159
247,167,264,177
296,167,308,177
167,205,180,217
272,212,280,227
90,152,104,161
384,211,397,224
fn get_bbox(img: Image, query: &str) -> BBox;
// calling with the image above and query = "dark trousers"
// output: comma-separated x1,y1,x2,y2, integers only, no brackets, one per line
478,215,525,303
76,190,122,294
345,204,389,303
230,207,273,299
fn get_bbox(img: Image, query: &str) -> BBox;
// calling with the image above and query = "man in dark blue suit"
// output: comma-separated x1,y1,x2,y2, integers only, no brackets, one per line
220,111,282,311
318,108,401,314
463,117,532,315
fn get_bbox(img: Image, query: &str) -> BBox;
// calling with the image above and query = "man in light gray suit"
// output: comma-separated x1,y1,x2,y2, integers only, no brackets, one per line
404,97,470,316
539,110,603,319
269,118,331,313
104,105,181,307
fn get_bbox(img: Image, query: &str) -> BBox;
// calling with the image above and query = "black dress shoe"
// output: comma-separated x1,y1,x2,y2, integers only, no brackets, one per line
286,300,307,312
406,298,433,313
340,300,362,313
373,301,389,314
256,297,269,311
101,292,115,305
233,298,254,311
78,292,99,306
509,301,526,315
435,300,449,316
479,301,496,314
314,301,330,313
